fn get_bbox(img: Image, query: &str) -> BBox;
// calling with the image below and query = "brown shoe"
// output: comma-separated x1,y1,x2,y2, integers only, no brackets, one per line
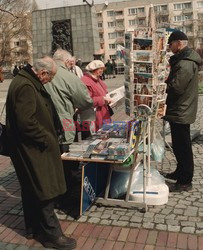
42,235,76,249
167,182,192,192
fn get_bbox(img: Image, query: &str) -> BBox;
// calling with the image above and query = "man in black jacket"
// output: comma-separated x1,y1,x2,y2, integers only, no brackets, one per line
162,31,201,192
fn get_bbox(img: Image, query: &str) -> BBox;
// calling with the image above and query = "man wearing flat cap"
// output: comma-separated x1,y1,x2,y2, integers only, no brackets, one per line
162,30,201,192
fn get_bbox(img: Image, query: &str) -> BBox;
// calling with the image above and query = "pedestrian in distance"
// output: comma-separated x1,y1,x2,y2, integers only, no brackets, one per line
6,56,76,249
0,66,4,83
13,65,19,77
161,30,201,192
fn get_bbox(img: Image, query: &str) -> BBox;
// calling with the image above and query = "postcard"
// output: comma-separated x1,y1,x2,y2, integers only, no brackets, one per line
134,62,153,74
133,38,152,50
134,73,153,84
134,94,153,107
134,84,153,95
134,28,152,39
133,51,152,62
156,101,167,118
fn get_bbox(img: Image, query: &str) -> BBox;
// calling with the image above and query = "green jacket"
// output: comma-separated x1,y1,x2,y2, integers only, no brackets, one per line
165,47,201,124
45,62,93,144
6,68,67,201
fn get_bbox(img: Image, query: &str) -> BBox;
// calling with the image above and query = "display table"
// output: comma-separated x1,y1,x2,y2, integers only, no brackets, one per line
61,149,147,217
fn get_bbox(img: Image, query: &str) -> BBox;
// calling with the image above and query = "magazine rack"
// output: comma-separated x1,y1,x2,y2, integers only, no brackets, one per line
123,6,169,206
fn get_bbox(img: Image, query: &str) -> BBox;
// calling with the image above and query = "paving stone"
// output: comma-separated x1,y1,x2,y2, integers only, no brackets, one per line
112,220,128,227
101,214,111,219
89,212,102,218
166,219,179,226
142,223,154,229
156,224,167,231
129,223,142,228
131,216,143,223
184,209,198,216
167,225,180,232
88,217,100,224
100,219,112,225
154,218,165,224
173,209,184,215
182,227,195,234
77,216,88,222
120,216,130,221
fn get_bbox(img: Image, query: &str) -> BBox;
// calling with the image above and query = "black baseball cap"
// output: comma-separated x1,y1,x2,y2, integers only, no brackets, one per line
168,30,188,44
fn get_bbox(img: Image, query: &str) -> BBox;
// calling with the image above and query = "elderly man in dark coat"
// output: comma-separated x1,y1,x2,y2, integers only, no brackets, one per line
162,31,201,192
6,56,76,249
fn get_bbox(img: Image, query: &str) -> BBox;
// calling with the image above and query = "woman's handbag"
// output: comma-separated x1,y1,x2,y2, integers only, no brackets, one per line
107,104,114,116
0,104,10,156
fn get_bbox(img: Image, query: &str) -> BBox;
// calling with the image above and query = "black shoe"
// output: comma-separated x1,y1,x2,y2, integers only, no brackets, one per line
42,235,76,250
161,171,178,181
167,182,192,192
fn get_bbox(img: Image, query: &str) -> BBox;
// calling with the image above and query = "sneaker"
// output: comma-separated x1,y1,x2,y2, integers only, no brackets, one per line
167,182,192,192
161,171,178,181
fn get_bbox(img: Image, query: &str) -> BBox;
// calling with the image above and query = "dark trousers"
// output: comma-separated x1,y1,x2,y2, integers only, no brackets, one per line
170,122,194,184
13,162,62,239
21,186,62,239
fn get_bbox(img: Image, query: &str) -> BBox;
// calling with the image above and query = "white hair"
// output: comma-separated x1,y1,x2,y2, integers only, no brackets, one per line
33,56,56,73
53,49,72,62
181,40,188,46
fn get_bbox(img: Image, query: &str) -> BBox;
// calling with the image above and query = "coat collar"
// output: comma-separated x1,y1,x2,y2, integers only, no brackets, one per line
18,66,50,97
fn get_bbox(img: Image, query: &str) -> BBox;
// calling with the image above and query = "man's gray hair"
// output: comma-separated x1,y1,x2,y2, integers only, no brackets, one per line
33,56,56,73
53,49,72,62
181,40,188,46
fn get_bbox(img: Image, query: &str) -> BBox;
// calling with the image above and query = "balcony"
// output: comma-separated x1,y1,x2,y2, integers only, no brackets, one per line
99,38,104,43
184,19,193,26
98,28,104,33
137,12,146,18
115,25,125,31
155,10,169,16
115,15,124,20
182,8,193,14
116,37,124,44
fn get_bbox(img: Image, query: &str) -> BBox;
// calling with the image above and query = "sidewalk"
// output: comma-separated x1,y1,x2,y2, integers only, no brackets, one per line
0,77,203,249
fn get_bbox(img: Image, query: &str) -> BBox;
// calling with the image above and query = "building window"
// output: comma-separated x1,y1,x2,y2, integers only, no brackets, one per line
174,2,192,10
98,22,103,28
115,11,123,16
107,11,114,17
108,21,115,28
109,44,117,49
117,31,124,37
154,5,168,12
198,13,203,19
116,20,124,26
197,1,203,8
174,14,192,22
128,7,144,15
108,32,116,39
109,54,117,60
99,33,103,39
198,25,203,31
128,8,137,15
129,19,137,26
14,41,20,47
97,13,102,17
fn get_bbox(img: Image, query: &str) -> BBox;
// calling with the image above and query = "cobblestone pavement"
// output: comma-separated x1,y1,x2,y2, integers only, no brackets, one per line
0,77,203,249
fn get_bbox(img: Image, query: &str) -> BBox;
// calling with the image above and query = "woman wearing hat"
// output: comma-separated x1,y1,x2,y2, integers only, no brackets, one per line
81,60,113,137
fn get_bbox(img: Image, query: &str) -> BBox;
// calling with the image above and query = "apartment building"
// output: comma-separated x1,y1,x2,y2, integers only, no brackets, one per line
95,0,203,69
0,12,32,75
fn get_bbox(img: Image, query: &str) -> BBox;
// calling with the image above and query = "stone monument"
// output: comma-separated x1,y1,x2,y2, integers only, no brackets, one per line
32,4,100,63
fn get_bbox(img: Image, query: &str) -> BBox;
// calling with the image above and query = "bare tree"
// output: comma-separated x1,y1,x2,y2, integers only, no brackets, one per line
0,0,33,68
